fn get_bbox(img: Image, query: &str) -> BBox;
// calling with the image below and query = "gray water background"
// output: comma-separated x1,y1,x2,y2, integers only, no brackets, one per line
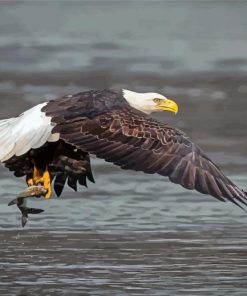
0,1,247,295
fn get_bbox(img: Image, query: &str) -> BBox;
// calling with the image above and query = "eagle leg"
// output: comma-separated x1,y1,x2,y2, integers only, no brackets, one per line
42,169,52,199
27,166,52,199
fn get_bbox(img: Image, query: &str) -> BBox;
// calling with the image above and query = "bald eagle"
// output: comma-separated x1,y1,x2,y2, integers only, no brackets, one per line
1,89,246,210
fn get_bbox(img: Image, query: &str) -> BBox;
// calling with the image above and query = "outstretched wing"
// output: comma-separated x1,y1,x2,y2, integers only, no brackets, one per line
43,92,247,208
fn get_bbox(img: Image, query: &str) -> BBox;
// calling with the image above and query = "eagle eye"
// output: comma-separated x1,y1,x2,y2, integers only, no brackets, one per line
153,98,162,103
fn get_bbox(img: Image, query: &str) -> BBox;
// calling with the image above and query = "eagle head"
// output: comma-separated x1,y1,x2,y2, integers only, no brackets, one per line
122,89,178,115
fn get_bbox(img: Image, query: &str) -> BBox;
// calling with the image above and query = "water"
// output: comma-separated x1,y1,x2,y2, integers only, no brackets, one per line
1,172,247,295
1,1,247,295
1,1,247,74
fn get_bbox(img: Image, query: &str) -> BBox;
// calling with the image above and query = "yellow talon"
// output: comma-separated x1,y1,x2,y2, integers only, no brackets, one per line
33,166,42,184
26,165,52,199
43,169,52,199
27,178,34,186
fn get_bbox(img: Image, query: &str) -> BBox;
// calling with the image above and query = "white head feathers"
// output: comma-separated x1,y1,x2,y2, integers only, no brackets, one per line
123,89,169,114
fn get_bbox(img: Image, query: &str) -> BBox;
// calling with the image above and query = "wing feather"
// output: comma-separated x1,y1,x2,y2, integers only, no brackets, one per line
54,174,67,197
43,92,247,208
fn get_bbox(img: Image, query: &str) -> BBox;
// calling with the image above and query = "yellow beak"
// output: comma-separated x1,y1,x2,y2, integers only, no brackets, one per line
156,98,178,114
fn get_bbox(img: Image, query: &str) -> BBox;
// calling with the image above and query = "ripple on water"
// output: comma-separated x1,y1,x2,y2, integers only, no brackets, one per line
0,169,246,295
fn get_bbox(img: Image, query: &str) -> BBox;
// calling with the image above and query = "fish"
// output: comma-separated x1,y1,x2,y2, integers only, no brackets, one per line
8,185,47,227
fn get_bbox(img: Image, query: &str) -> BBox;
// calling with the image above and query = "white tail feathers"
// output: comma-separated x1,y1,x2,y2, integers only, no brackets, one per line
0,103,59,162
